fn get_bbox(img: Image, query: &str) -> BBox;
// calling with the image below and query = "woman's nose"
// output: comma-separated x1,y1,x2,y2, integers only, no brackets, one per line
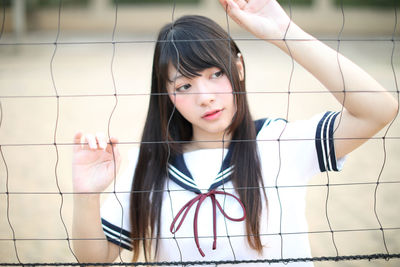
196,82,216,106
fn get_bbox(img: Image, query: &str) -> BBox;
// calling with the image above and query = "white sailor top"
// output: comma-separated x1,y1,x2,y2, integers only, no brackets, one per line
100,111,345,266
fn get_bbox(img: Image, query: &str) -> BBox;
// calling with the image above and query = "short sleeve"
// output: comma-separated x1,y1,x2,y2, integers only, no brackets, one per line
283,111,345,173
315,111,345,172
257,111,345,179
100,148,139,251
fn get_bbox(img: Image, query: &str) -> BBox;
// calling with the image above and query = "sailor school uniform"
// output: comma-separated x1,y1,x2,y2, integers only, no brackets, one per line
100,111,345,266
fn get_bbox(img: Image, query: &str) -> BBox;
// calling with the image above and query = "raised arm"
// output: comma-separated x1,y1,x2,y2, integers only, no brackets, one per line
220,0,398,159
72,132,122,264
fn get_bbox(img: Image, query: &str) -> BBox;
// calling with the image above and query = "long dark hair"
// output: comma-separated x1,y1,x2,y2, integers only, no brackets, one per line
130,15,266,261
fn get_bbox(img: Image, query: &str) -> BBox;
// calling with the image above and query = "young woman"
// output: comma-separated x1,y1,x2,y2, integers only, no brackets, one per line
71,0,397,265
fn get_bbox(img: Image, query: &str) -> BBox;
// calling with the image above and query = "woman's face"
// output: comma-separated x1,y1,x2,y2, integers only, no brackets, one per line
166,62,244,147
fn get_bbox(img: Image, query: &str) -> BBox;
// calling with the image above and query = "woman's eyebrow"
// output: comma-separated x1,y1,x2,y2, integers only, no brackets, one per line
168,73,183,83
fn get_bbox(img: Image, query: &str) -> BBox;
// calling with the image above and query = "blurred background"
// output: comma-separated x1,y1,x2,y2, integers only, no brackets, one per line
0,0,399,266
1,0,398,35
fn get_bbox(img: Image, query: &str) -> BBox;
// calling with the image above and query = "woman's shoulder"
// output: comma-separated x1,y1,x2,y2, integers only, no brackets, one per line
112,146,140,190
255,117,287,139
127,146,140,163
256,112,337,139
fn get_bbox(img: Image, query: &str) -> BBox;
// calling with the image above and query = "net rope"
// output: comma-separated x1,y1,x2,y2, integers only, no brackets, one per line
0,0,399,266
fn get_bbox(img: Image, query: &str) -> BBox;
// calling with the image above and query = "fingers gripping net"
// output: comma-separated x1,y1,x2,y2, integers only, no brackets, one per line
0,0,400,266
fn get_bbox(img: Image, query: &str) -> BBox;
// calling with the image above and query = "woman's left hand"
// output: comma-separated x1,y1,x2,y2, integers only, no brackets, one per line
219,0,292,42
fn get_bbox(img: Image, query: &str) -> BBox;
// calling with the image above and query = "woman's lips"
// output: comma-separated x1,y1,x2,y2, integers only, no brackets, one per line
202,109,223,120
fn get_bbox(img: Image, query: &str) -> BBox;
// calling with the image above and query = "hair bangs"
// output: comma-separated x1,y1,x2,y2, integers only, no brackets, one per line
159,27,229,86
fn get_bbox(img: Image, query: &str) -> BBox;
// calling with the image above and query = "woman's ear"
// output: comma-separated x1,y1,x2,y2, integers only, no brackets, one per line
236,53,244,81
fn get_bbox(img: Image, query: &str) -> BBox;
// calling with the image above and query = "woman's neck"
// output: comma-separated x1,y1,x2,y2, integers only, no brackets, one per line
184,132,232,152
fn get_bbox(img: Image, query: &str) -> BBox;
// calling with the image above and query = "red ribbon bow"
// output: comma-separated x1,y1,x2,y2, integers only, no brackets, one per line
170,189,246,257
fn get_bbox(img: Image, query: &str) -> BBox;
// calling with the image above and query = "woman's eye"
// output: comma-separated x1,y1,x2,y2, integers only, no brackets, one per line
212,70,224,78
176,84,191,92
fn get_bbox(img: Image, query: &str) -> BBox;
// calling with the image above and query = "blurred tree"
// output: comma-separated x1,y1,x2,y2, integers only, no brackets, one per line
334,0,395,8
279,0,313,6
116,0,199,4
29,0,89,7
1,0,11,7
115,0,313,5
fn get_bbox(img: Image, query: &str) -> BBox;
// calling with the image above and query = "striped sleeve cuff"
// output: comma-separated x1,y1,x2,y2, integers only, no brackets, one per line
315,111,340,172
102,218,133,251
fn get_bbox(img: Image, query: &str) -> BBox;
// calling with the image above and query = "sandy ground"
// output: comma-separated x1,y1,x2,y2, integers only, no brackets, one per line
0,28,399,267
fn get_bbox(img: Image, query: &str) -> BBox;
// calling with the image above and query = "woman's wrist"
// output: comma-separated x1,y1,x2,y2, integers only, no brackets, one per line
73,192,102,207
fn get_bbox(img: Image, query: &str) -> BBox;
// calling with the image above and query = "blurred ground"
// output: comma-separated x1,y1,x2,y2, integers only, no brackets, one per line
0,27,399,266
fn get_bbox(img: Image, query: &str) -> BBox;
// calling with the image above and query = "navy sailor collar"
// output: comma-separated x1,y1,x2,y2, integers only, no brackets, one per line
167,119,267,194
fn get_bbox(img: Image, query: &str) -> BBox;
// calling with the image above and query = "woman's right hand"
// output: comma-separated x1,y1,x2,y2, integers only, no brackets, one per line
219,0,292,43
72,132,121,194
